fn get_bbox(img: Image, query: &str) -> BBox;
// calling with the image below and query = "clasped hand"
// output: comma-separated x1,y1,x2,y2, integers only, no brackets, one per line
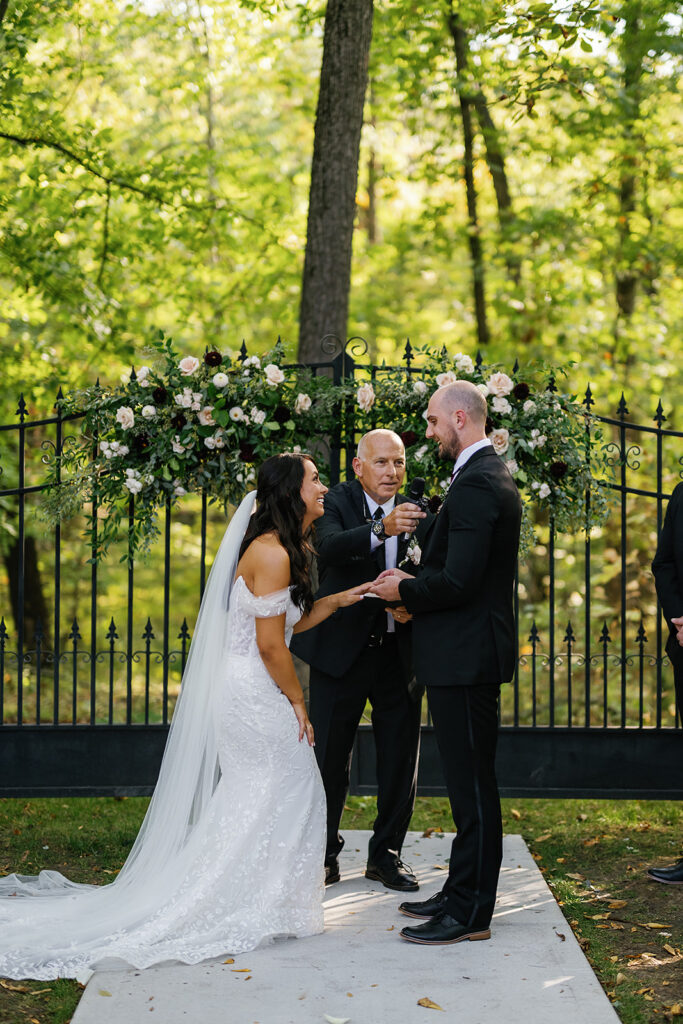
366,567,412,604
672,615,683,647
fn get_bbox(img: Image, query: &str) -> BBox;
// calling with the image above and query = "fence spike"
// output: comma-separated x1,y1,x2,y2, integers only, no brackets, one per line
475,350,483,369
529,621,540,644
564,621,576,643
636,621,648,645
130,365,137,382
143,618,155,641
106,617,118,641
178,619,190,641
16,395,27,421
513,358,519,375
583,384,594,411
600,620,611,645
546,373,557,393
239,340,248,361
617,392,629,419
403,338,413,362
34,616,45,643
653,400,666,428
69,617,82,641
0,617,8,644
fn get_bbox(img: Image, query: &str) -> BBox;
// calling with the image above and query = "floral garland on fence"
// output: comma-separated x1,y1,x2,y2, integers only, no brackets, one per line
44,333,609,558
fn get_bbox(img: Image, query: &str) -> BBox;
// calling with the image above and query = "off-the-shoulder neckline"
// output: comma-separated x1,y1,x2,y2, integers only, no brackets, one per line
233,574,292,600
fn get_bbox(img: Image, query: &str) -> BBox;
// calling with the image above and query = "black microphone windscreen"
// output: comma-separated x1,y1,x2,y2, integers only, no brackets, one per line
408,478,425,500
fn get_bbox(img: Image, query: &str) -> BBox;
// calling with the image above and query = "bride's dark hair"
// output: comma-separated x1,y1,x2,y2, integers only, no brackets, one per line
238,452,316,613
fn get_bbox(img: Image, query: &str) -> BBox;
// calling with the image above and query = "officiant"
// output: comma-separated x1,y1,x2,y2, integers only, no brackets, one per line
291,429,432,891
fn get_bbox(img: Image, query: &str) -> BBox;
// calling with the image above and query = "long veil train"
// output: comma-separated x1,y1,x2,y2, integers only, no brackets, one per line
0,490,259,982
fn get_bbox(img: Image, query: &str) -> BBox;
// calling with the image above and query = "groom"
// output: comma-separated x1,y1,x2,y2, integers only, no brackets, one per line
370,382,522,945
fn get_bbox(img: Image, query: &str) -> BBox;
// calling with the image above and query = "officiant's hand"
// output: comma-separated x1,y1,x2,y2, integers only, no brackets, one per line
368,567,411,602
388,604,412,624
672,615,683,646
382,502,426,537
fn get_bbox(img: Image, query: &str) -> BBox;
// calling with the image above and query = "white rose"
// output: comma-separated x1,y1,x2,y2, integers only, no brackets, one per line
491,396,512,415
487,372,514,397
295,392,312,414
198,406,215,426
264,363,285,386
414,444,429,463
539,483,551,499
172,437,185,454
141,405,156,419
489,428,510,455
250,407,266,425
506,459,519,475
412,380,428,395
178,356,200,376
229,406,245,422
531,481,540,491
213,432,225,448
116,406,135,429
174,392,192,408
244,355,261,368
453,353,474,374
190,401,201,411
291,445,302,454
99,440,110,455
246,468,256,483
124,477,143,494
523,400,536,413
407,541,422,566
476,383,489,396
436,370,458,388
173,483,187,497
136,366,151,381
356,382,375,412
212,372,229,388
204,436,216,449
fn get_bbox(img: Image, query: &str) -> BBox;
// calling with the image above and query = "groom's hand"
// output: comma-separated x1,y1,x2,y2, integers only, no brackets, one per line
369,567,411,602
672,615,683,646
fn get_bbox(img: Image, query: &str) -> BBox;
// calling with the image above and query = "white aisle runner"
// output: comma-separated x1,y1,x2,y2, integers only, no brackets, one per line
72,831,619,1024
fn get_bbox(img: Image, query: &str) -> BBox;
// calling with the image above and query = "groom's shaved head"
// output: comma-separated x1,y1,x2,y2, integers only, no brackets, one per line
433,382,487,425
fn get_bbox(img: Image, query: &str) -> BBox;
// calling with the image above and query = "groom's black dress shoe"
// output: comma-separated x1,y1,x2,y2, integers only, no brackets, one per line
400,911,491,945
398,891,448,919
647,858,683,884
365,859,418,892
325,858,340,885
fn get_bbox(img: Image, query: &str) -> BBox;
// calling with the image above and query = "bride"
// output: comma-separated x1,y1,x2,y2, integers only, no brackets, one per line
0,452,367,982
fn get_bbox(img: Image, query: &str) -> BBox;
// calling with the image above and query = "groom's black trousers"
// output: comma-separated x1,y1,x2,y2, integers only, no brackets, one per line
427,683,502,929
309,635,422,866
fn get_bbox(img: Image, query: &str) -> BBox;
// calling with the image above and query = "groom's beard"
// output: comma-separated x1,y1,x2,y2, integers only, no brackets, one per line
437,430,462,462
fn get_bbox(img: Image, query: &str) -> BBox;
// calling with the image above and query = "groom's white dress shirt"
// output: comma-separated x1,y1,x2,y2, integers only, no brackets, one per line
450,437,492,484
366,491,397,633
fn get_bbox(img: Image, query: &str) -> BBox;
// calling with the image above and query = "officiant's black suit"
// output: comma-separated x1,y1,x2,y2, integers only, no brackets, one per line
291,479,432,869
652,481,683,718
399,447,522,930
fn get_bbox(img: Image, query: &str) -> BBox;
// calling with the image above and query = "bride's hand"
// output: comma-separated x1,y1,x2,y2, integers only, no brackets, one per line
291,699,315,746
336,582,373,608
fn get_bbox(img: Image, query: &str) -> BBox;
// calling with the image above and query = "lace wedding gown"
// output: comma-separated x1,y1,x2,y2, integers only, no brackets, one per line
0,569,325,981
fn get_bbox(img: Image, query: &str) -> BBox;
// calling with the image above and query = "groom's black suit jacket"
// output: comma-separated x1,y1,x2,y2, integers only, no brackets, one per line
652,481,683,677
399,446,522,688
291,479,433,682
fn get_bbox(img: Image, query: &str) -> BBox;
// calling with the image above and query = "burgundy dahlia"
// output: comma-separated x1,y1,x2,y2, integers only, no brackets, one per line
400,430,418,447
171,413,186,431
427,495,442,514
132,432,150,453
239,441,257,463
550,460,569,480
152,385,168,405
273,405,290,425
513,382,530,401
485,416,494,435
204,350,223,367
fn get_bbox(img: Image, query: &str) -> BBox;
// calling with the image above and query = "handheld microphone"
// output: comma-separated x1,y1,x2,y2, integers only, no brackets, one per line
403,477,426,540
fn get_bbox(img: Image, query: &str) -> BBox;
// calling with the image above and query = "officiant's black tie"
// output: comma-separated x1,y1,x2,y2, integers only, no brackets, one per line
373,506,386,572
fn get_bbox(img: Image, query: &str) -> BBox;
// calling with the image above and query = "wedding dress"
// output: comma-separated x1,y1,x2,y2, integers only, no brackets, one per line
0,492,325,982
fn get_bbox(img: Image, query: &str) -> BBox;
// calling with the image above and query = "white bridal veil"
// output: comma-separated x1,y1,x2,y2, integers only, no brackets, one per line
0,490,258,982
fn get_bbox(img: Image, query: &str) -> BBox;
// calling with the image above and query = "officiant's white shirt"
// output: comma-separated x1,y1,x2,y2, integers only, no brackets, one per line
365,491,397,633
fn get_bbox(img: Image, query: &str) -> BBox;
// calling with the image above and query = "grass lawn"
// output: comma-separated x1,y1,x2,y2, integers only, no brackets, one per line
0,796,681,1024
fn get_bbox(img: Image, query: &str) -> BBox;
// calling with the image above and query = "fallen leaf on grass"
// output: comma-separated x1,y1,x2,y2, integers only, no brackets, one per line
423,827,443,837
535,833,552,843
669,1004,682,1016
636,988,655,996
663,944,678,956
577,813,588,821
556,857,566,863
588,913,610,920
615,973,627,985
567,872,585,881
417,997,444,1011
644,922,671,930
510,808,521,820
583,837,600,847
323,1015,350,1024
608,900,627,909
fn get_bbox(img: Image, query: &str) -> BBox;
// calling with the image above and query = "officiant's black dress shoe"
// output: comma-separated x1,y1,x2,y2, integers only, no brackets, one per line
400,911,491,945
325,858,340,885
398,891,448,919
365,859,418,892
647,858,683,884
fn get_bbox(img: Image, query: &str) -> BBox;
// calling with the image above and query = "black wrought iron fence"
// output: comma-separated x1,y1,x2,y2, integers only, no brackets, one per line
0,341,681,798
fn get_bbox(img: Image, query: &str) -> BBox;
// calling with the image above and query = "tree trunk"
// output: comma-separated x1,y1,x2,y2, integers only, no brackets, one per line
615,2,644,323
298,0,375,362
447,6,489,349
3,534,51,654
447,10,519,287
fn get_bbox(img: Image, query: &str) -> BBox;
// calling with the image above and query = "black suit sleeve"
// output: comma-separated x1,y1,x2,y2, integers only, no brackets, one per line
314,489,373,566
652,485,683,626
398,474,498,614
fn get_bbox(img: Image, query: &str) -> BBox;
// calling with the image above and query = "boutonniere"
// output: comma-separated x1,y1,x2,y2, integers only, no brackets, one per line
427,493,443,514
400,537,422,567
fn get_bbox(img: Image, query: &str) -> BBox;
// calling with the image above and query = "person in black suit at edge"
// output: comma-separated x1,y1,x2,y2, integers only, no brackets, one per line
648,481,683,884
291,429,431,892
369,381,522,945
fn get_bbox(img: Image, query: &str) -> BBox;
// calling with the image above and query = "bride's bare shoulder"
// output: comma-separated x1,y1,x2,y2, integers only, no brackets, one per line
237,533,290,592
